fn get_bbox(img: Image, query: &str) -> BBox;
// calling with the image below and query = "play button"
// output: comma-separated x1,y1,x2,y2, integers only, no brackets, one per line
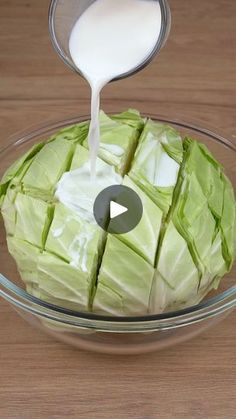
93,185,143,234
110,201,128,219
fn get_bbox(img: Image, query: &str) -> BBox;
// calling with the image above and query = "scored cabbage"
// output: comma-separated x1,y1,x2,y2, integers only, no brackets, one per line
0,110,236,316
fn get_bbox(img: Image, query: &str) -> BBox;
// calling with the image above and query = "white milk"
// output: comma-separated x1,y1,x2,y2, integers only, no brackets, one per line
56,159,122,221
69,0,162,175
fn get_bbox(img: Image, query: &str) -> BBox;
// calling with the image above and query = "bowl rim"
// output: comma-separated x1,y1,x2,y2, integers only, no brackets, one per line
0,114,236,331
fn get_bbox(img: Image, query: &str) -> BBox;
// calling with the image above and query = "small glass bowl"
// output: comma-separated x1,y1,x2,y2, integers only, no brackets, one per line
48,0,171,82
0,115,235,355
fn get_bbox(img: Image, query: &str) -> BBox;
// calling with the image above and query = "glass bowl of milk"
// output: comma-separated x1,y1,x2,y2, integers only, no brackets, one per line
49,0,171,82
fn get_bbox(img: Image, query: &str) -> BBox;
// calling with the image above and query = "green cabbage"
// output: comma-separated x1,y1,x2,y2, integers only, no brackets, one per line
83,109,144,175
129,119,183,214
0,110,236,316
93,235,154,316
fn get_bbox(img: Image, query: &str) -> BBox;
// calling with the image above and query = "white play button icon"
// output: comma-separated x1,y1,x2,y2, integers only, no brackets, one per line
110,201,128,219
93,185,143,234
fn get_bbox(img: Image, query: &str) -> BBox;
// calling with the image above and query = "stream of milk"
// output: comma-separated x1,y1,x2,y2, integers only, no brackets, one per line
69,0,162,176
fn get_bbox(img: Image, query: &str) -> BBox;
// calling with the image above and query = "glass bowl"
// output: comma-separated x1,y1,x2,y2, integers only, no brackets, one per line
48,0,171,82
0,115,235,355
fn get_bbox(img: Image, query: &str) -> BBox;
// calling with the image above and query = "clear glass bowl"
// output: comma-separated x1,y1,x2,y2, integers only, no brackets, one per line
0,115,235,355
48,0,171,81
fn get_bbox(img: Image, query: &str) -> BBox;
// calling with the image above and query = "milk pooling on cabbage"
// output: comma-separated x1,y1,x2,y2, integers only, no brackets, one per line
69,0,162,176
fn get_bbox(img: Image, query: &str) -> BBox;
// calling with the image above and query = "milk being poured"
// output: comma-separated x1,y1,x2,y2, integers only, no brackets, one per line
69,0,162,176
